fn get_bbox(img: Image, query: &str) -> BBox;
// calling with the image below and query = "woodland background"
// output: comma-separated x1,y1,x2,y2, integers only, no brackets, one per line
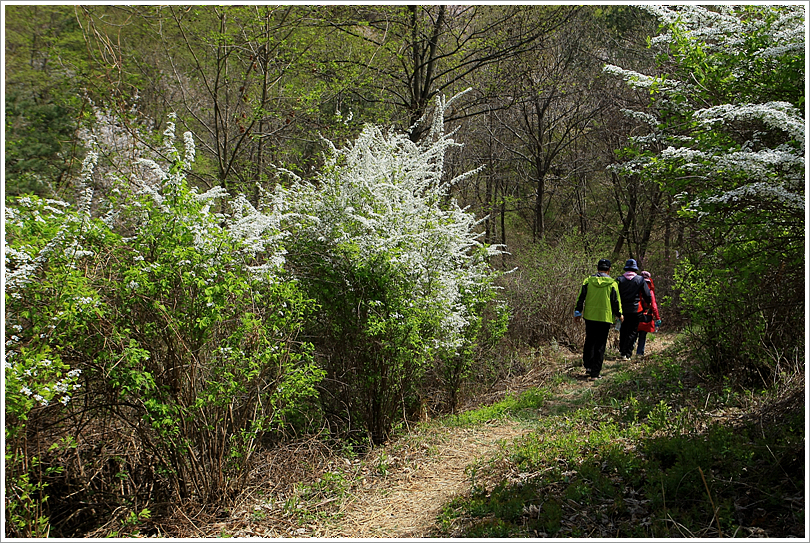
3,4,805,537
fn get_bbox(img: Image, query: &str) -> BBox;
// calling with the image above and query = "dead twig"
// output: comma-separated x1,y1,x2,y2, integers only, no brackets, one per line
698,466,722,538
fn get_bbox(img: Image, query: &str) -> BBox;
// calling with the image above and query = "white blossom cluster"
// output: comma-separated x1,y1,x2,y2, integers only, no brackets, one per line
13,363,83,408
661,145,804,188
275,91,502,351
227,193,287,270
691,181,806,214
77,102,168,190
4,332,83,408
602,65,688,95
119,119,288,277
604,5,805,219
645,5,805,60
692,102,804,147
4,158,99,294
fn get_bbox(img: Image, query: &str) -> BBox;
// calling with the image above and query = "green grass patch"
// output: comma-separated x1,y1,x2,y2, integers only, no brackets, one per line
445,386,553,427
433,347,805,538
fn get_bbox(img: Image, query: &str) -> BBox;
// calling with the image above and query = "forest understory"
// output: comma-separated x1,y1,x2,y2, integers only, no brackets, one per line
131,331,804,539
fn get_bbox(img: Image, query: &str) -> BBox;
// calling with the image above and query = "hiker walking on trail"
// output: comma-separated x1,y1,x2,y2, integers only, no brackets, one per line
636,270,661,357
574,259,623,380
616,259,652,360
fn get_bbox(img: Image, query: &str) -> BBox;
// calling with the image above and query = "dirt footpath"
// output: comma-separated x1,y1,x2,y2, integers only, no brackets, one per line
325,421,527,538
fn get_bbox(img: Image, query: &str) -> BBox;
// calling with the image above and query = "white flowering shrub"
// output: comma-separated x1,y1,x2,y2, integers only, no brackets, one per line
4,118,323,529
5,182,103,535
275,92,505,441
605,5,804,379
3,153,103,537
5,198,87,414
92,121,323,502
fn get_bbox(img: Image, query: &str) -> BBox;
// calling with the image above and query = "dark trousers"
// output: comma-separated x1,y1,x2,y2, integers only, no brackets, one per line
637,331,648,355
583,319,611,377
620,311,640,357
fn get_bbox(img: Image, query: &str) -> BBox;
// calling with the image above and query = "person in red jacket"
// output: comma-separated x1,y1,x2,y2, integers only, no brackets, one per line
636,271,661,357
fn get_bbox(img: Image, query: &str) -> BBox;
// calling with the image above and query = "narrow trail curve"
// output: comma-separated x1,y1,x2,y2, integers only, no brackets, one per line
321,332,677,538
324,421,528,538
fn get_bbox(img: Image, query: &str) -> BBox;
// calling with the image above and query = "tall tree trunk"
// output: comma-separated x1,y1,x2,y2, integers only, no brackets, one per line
611,172,637,257
407,5,445,142
252,11,271,206
577,173,587,237
534,179,544,241
664,194,672,262
484,114,495,244
637,185,662,264
485,164,494,244
500,179,507,267
533,154,546,241
213,11,227,187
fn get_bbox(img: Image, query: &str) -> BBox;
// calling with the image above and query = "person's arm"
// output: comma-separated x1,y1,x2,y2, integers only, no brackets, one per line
611,283,624,322
574,283,588,316
651,291,660,320
574,282,587,317
641,280,652,308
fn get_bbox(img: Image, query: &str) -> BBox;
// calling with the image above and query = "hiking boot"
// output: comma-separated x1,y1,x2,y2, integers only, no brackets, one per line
589,375,603,381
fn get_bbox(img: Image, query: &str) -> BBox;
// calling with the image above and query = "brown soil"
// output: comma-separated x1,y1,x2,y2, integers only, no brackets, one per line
324,421,527,537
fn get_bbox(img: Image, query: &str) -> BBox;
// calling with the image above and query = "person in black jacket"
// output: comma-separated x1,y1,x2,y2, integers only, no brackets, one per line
616,259,652,360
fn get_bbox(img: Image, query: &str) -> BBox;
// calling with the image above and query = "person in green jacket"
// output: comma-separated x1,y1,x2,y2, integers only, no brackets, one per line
574,259,623,380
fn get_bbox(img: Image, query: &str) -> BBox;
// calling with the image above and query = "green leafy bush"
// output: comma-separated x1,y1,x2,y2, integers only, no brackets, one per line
4,118,323,534
92,170,322,501
5,183,101,535
675,256,802,384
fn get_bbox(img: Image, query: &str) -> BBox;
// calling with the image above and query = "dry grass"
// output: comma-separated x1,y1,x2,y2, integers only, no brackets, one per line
151,438,337,538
